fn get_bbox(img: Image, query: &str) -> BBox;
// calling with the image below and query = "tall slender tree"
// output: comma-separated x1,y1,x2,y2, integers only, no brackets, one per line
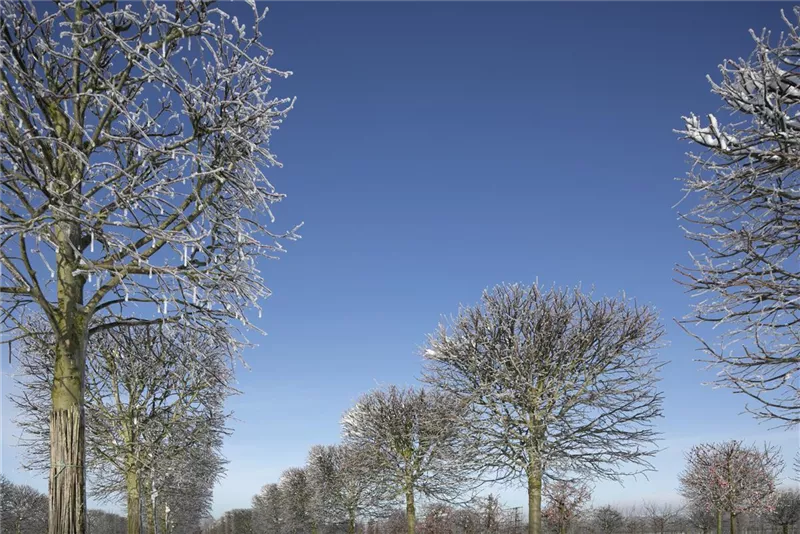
0,1,297,531
423,283,665,534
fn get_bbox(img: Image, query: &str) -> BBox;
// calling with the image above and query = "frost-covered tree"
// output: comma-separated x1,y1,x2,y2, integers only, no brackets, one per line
675,6,800,428
306,444,388,534
678,440,783,534
86,510,126,534
11,322,230,534
0,1,297,531
423,283,665,534
0,476,49,534
278,467,314,534
767,489,800,534
686,502,718,534
593,505,625,534
341,386,477,534
252,483,283,534
642,502,682,534
541,480,591,534
480,494,504,534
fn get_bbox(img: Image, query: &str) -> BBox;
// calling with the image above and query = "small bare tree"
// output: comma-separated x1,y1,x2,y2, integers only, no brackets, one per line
642,502,683,534
676,6,800,428
341,386,477,534
686,501,718,534
0,1,297,531
593,505,625,534
767,489,800,534
307,444,388,534
678,440,783,534
541,480,591,534
423,283,665,534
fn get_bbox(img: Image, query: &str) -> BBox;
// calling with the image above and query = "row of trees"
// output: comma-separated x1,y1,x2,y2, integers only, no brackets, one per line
3,1,800,534
0,475,47,534
205,283,666,534
0,476,127,534
10,323,231,534
204,281,798,534
1,0,298,531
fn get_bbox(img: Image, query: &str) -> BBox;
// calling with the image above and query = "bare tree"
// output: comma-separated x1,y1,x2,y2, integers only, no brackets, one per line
541,480,591,534
278,467,314,534
678,440,783,534
11,321,231,534
0,1,298,531
686,502,718,534
0,475,49,534
341,386,477,534
252,483,283,534
307,444,388,534
480,494,504,534
87,510,126,534
675,6,800,428
593,505,625,534
423,283,665,534
767,489,800,534
0,473,14,532
642,502,682,534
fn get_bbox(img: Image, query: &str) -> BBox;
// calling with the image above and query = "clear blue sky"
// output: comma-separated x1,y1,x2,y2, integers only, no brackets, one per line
2,0,798,518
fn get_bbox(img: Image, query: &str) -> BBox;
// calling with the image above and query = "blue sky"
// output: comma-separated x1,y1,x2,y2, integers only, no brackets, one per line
2,0,799,518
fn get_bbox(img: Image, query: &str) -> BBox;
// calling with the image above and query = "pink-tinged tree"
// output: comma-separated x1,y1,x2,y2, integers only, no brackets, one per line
541,480,591,534
678,440,783,534
675,6,800,428
767,489,800,534
0,1,297,532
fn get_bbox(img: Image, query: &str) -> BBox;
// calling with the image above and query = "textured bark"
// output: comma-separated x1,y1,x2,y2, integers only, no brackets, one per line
126,467,141,534
48,406,85,534
406,488,416,534
528,466,542,534
348,510,357,534
49,147,88,534
142,483,155,534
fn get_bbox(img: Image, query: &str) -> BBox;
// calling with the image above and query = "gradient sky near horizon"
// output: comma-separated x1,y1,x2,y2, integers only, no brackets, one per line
2,0,800,519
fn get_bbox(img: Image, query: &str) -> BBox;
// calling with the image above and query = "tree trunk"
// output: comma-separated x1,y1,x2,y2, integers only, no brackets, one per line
405,487,416,534
783,524,789,534
348,510,357,534
49,156,88,534
142,483,155,534
717,510,723,534
126,467,141,534
730,512,736,534
50,322,87,534
527,466,542,534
